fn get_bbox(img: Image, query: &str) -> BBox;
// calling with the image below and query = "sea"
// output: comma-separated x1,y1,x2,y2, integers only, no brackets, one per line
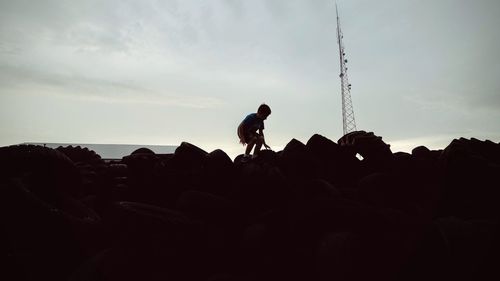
23,143,178,159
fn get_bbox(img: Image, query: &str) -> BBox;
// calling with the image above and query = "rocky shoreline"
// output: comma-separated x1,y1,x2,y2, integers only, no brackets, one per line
1,131,499,281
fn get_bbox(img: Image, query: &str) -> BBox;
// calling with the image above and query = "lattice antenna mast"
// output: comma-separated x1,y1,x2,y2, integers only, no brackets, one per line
336,4,357,135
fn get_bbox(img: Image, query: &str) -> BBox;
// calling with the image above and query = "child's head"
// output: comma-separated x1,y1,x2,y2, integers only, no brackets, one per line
257,103,271,119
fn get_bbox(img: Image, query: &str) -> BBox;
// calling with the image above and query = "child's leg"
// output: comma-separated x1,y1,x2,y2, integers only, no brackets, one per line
245,136,257,155
253,136,264,156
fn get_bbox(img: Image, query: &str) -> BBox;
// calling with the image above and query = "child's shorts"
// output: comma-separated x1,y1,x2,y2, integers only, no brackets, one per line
238,129,259,144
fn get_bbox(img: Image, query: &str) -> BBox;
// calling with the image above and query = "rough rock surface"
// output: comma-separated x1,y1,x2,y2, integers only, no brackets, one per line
1,131,499,281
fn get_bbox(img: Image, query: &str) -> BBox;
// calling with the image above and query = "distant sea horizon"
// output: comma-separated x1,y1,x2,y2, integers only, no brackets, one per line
21,143,178,159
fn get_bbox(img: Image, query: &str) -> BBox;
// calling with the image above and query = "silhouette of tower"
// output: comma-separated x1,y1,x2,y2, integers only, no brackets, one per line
336,4,357,135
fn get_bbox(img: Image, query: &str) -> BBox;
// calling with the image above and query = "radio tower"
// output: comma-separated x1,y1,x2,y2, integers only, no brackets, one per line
336,4,357,135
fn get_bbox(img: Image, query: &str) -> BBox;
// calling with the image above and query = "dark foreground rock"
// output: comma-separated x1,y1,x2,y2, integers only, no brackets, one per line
1,132,499,281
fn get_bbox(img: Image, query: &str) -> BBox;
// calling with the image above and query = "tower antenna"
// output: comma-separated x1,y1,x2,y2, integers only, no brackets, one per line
336,3,357,135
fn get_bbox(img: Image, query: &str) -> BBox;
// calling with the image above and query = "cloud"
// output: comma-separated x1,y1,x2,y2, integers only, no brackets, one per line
388,134,457,152
403,87,500,114
0,63,225,109
389,131,500,153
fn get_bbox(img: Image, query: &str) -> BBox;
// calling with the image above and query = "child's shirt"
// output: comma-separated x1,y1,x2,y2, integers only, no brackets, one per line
241,113,264,133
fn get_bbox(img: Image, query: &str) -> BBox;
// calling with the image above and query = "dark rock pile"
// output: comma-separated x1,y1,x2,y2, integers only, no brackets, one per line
1,131,499,281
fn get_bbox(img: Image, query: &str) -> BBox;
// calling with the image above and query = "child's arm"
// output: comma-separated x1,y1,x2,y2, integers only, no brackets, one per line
238,123,246,145
259,129,271,149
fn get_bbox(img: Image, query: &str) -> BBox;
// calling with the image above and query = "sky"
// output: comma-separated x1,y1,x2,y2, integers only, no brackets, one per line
1,0,499,158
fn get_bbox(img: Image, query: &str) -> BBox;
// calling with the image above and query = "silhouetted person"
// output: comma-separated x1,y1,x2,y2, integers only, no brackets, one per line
237,104,271,162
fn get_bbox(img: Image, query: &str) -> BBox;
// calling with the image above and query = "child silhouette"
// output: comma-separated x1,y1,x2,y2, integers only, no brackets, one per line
237,104,271,162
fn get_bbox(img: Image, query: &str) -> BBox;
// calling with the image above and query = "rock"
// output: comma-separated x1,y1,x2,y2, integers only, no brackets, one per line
306,134,361,185
412,145,431,159
131,147,155,155
278,138,317,181
172,142,208,171
1,178,102,281
2,134,499,280
439,138,500,219
338,131,394,173
202,149,235,196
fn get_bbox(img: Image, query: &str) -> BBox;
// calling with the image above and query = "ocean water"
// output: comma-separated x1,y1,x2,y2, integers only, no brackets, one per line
23,143,178,159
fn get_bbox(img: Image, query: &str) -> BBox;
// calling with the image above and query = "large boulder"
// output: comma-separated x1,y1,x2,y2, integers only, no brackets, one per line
306,134,362,185
172,142,208,171
277,138,318,181
72,201,207,281
57,145,109,203
0,144,80,201
1,178,102,281
202,149,235,196
439,138,500,219
338,131,394,173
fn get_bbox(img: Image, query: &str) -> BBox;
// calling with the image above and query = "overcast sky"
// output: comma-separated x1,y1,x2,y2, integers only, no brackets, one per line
1,0,499,157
